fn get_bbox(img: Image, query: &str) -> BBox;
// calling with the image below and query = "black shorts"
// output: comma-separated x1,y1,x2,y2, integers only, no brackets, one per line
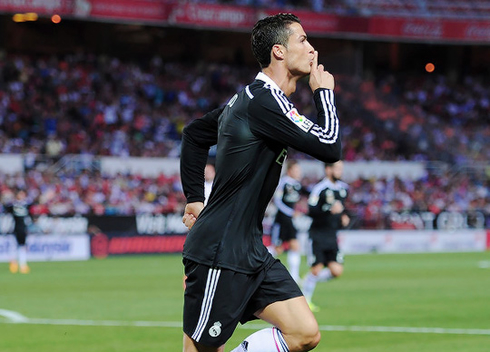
270,217,297,246
310,240,344,266
183,258,303,347
14,230,27,246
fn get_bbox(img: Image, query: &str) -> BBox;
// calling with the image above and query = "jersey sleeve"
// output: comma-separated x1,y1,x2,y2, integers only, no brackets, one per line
180,106,224,203
249,88,341,163
273,180,294,217
308,184,326,218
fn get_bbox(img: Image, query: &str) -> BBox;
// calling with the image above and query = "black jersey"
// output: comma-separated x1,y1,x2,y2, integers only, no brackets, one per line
5,200,30,236
180,72,341,274
308,178,348,244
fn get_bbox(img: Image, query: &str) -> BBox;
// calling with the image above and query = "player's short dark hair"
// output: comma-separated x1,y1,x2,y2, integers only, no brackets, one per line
251,13,300,69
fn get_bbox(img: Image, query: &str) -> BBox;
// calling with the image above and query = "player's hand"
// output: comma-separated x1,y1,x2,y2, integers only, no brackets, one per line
182,202,204,230
330,200,344,214
309,51,335,92
341,213,350,227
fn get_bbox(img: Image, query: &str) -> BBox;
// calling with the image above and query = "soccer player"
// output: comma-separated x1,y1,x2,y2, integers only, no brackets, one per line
269,160,306,282
5,190,31,274
302,161,349,312
180,13,341,352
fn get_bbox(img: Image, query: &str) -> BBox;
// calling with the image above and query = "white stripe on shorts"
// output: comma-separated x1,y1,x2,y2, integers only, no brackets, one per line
192,267,221,342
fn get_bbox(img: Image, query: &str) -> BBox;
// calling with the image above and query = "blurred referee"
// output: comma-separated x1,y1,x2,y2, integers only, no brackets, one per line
180,14,341,352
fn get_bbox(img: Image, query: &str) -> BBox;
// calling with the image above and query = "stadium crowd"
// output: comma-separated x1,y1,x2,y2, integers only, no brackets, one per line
1,167,488,229
0,53,489,228
3,53,488,163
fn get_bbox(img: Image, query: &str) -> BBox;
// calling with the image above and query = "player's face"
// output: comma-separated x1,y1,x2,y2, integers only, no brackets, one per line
284,23,315,77
332,161,344,180
288,164,302,180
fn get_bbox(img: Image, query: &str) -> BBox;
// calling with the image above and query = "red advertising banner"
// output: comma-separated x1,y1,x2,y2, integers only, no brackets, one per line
168,3,257,29
78,0,171,22
0,0,72,14
0,1,489,43
370,16,490,42
263,9,369,35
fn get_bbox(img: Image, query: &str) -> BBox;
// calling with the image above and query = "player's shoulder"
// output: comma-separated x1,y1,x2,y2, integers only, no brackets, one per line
337,180,349,190
249,79,293,113
310,179,330,195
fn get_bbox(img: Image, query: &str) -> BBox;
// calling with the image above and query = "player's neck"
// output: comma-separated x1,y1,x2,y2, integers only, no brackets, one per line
262,66,299,97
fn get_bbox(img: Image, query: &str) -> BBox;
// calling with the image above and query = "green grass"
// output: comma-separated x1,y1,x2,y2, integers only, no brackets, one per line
1,251,490,351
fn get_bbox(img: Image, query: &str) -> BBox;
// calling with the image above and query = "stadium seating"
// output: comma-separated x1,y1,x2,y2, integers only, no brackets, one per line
0,52,488,228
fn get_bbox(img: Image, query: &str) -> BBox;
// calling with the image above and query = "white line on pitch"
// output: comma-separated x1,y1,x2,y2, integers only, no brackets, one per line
478,261,490,269
1,309,490,336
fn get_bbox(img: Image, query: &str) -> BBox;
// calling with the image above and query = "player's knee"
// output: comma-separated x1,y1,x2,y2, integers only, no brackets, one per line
304,329,321,351
287,320,321,351
311,264,323,276
331,266,343,277
329,263,343,277
296,329,321,351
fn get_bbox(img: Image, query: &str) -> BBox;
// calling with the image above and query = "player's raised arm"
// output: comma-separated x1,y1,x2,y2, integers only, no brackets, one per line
249,81,341,163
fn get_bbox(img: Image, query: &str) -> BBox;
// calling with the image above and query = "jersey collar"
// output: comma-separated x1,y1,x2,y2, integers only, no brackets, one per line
255,72,285,95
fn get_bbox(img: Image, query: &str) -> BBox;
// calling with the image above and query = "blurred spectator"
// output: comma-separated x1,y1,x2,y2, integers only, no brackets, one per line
1,167,488,230
0,52,488,228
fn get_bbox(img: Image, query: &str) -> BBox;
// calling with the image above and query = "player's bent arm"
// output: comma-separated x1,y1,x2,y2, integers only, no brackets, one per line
273,183,295,217
182,202,204,230
250,88,341,163
180,106,223,203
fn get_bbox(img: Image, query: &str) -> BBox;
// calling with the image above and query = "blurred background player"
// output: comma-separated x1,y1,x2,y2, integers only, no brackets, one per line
5,190,31,274
302,161,349,311
269,160,307,282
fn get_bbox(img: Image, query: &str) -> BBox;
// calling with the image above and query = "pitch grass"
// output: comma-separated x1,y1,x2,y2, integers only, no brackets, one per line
1,251,490,352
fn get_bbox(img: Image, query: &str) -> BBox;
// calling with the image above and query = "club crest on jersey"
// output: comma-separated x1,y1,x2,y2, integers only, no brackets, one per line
209,321,222,337
286,108,313,132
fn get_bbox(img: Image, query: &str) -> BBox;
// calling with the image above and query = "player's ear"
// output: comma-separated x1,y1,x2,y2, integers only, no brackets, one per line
272,44,285,61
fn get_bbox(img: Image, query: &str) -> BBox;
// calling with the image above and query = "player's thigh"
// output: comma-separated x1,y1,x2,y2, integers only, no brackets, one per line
248,261,317,335
255,296,318,336
310,262,325,275
279,219,297,243
183,260,262,347
15,230,27,245
310,240,327,267
183,333,225,352
327,261,343,277
324,247,343,276
289,238,300,251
